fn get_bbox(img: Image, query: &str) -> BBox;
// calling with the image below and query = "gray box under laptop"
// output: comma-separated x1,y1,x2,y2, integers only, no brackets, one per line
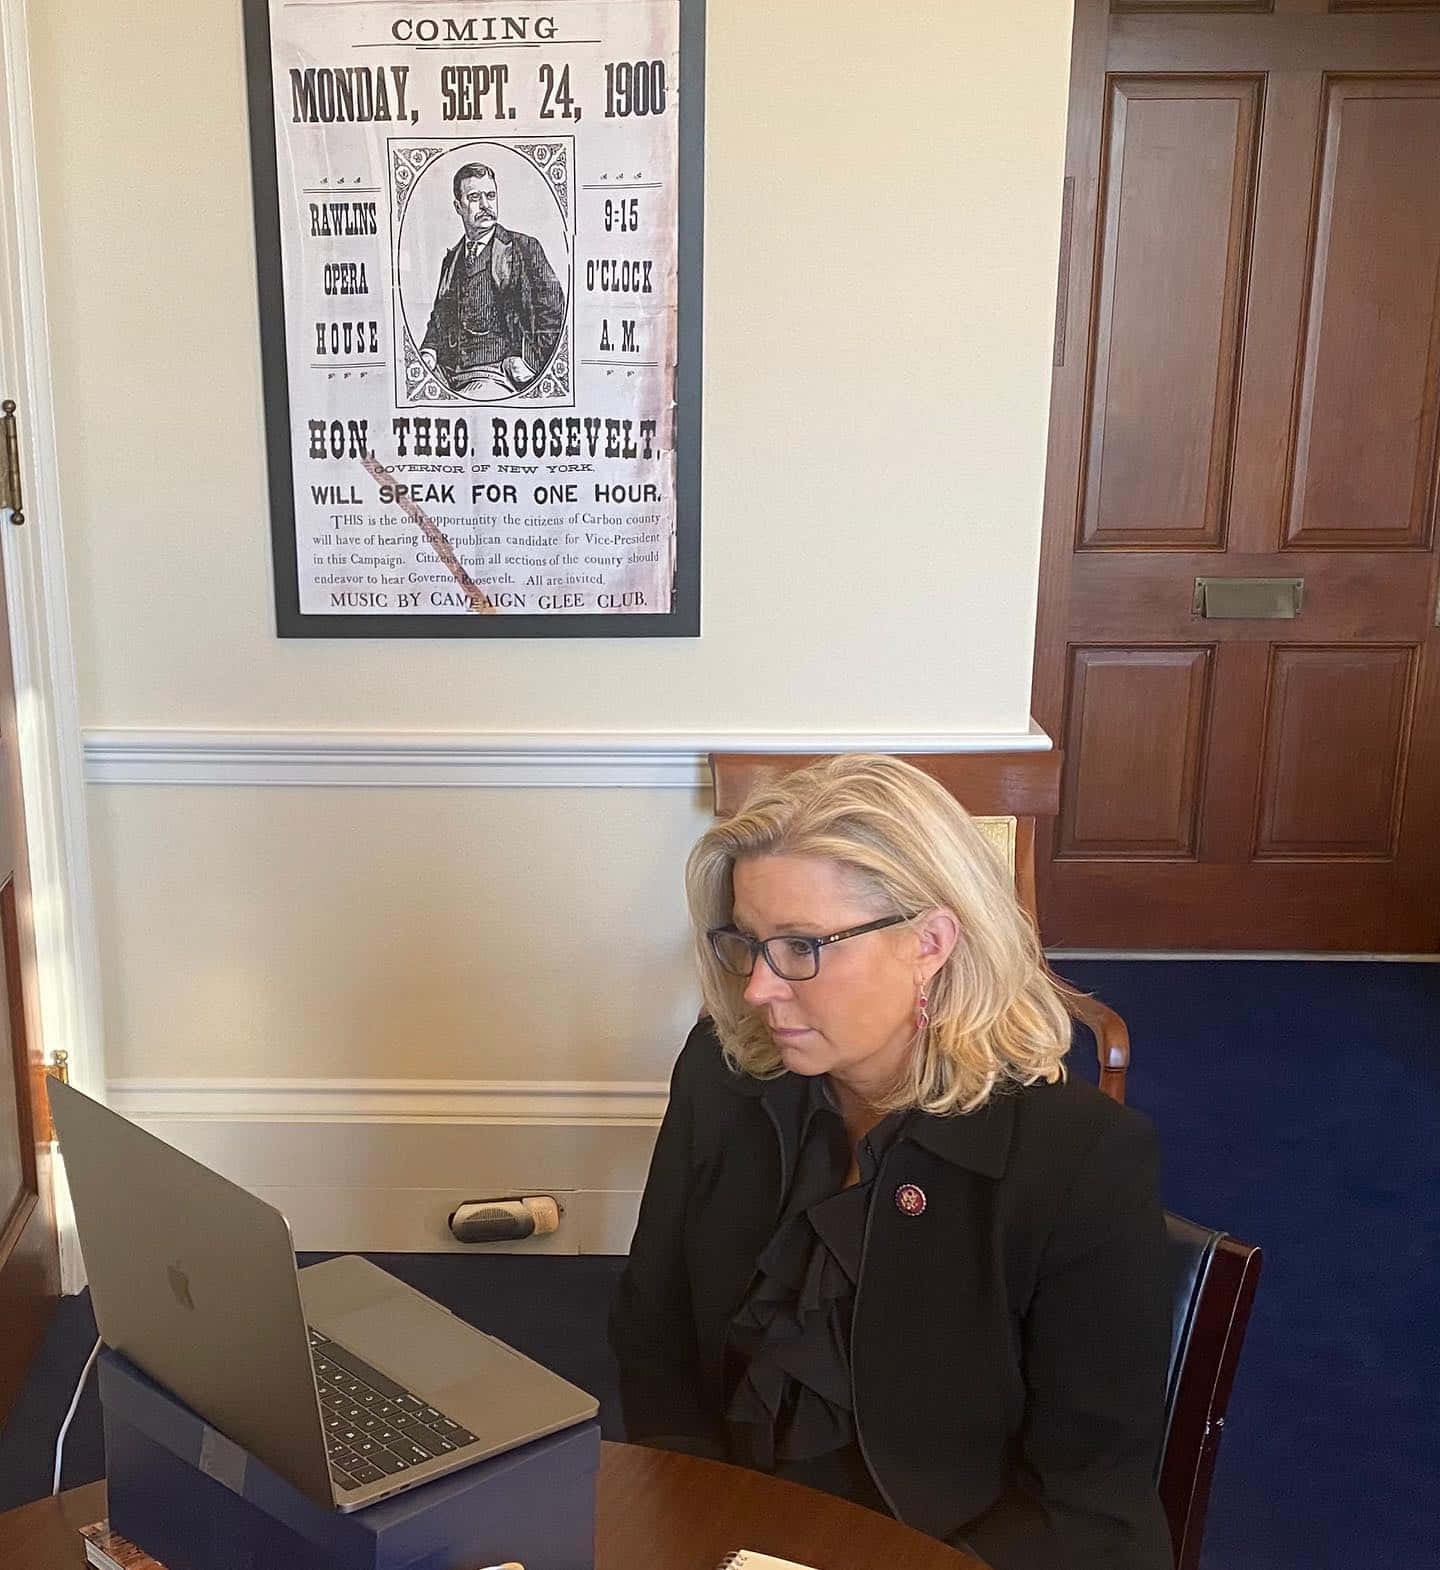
102,1347,600,1570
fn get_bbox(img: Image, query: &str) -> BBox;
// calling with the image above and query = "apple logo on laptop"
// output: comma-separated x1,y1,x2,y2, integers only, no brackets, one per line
166,1264,195,1311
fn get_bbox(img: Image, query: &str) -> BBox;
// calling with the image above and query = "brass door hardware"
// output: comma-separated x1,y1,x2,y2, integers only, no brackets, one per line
2,400,24,526
1193,577,1303,620
35,1049,69,1143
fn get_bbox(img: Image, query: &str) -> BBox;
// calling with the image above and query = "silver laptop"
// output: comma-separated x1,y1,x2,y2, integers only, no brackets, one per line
49,1078,598,1512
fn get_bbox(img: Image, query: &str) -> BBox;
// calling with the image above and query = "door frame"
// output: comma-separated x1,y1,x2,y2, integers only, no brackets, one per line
1030,0,1107,943
1,0,108,1291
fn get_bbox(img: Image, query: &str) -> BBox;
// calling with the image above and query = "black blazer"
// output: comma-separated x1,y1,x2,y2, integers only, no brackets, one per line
610,1021,1174,1570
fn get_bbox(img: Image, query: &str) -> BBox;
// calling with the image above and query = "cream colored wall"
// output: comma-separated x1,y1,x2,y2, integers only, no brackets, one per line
31,0,1072,737
88,784,706,1081
27,0,1073,1213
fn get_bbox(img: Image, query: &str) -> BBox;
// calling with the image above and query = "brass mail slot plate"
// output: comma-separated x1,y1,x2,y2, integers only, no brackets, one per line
1193,577,1303,620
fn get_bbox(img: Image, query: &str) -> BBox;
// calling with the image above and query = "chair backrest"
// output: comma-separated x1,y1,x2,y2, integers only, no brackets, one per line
1160,1212,1263,1570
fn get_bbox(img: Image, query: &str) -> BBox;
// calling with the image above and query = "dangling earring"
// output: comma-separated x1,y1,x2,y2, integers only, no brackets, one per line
915,987,930,1035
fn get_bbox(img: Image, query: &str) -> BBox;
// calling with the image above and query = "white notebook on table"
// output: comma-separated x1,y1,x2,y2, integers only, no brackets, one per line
716,1554,821,1570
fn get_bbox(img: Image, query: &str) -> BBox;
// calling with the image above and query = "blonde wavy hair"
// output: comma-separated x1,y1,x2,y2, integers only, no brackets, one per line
686,754,1073,1115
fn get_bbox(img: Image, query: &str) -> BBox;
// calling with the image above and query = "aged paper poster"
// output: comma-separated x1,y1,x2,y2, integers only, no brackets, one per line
244,0,702,635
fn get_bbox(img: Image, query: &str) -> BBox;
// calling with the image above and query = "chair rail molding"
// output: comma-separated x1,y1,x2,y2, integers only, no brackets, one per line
82,725,1054,788
106,1075,670,1124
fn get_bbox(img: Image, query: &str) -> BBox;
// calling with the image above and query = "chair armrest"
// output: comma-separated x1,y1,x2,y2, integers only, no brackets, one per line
1067,991,1130,1105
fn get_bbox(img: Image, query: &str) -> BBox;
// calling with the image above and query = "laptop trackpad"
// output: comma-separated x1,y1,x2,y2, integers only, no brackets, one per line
322,1296,520,1399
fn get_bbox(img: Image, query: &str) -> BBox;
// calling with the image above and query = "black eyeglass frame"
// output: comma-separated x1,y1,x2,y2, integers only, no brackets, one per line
706,912,913,981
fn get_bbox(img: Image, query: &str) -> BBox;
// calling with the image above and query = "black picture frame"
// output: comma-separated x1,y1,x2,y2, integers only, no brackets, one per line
241,0,704,639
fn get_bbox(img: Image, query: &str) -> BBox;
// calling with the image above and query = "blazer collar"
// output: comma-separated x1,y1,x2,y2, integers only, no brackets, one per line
904,1090,1016,1179
743,1061,1017,1179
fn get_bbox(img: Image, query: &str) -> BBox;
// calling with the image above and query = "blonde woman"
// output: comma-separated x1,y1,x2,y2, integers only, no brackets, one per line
609,755,1173,1570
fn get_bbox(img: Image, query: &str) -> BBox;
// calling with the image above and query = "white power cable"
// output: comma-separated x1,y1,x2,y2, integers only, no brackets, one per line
52,1335,102,1494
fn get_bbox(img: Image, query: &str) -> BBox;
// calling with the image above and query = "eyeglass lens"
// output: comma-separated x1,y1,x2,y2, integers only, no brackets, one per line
710,930,819,981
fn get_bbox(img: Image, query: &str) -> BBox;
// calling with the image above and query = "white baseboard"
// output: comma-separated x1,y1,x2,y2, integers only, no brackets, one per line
107,1078,666,1255
236,1186,643,1256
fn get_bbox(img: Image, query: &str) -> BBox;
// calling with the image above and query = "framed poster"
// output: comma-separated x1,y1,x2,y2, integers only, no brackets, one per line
242,0,703,637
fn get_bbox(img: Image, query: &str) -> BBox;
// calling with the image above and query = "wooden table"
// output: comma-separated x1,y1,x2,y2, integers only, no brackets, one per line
1,1442,983,1570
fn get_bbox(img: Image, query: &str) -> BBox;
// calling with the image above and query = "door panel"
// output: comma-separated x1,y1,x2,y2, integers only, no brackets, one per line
1058,647,1214,856
1081,78,1262,547
1286,79,1440,547
1033,0,1440,950
1254,646,1416,857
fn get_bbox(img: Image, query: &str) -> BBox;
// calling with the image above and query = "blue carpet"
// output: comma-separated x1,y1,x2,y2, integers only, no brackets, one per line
1054,960,1440,1570
2,962,1435,1570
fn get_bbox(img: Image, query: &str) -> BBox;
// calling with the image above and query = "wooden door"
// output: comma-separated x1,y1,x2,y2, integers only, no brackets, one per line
0,17,59,1424
1033,0,1440,951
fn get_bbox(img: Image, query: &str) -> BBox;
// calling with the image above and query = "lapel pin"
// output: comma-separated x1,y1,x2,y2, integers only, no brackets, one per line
895,1182,927,1217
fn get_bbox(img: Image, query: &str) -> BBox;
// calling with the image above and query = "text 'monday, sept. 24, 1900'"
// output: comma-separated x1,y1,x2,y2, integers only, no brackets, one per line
246,0,701,636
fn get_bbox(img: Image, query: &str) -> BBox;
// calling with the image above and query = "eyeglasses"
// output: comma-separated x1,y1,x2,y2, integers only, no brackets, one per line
706,913,912,982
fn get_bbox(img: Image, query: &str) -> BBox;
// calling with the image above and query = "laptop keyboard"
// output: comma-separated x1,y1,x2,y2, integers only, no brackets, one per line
308,1327,479,1493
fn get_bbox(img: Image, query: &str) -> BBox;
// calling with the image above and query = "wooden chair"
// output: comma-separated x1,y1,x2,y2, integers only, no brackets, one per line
1160,1213,1264,1570
709,752,1131,1103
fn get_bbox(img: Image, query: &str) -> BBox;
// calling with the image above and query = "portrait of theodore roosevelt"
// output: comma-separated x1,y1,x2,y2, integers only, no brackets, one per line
418,160,567,399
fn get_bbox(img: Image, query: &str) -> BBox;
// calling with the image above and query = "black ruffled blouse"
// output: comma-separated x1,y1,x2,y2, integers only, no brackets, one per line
723,1074,907,1511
